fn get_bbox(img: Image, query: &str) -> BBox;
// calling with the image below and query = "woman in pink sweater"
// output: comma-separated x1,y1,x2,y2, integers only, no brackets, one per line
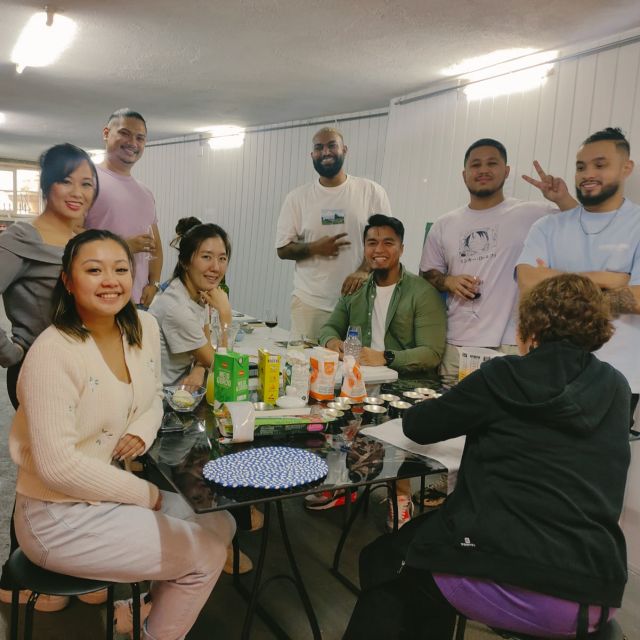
10,229,235,640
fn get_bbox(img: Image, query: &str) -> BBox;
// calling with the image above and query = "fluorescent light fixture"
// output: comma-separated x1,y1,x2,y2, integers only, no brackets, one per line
196,125,246,150
89,149,105,164
441,48,558,101
11,9,77,74
463,64,553,101
0,113,6,126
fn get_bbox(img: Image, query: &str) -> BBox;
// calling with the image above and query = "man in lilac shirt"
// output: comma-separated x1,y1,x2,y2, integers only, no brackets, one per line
85,108,163,307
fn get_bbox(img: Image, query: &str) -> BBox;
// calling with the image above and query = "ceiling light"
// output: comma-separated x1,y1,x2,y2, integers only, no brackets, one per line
441,48,538,78
198,125,246,150
0,113,6,126
463,64,554,101
11,8,77,74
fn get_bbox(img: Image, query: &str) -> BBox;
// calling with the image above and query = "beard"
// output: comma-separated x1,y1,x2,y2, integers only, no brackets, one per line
466,177,506,199
576,181,620,207
313,153,345,178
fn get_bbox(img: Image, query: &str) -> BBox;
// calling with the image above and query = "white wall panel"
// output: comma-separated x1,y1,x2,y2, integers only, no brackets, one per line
382,40,640,272
134,111,388,327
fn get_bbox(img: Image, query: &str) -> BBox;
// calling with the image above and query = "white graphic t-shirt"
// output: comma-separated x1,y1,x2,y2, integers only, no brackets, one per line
275,176,391,312
420,198,553,346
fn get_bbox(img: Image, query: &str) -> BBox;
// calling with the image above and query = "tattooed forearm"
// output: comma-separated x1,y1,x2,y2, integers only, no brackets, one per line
421,269,447,292
604,287,640,316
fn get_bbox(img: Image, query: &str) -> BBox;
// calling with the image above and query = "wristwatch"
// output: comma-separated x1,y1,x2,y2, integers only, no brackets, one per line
149,281,161,289
383,350,395,366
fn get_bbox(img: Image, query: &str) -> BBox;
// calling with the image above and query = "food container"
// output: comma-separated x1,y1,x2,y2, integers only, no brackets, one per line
388,400,412,419
363,396,384,405
403,391,425,402
163,385,206,413
379,393,400,404
327,400,351,411
415,387,437,397
253,402,274,411
363,404,387,425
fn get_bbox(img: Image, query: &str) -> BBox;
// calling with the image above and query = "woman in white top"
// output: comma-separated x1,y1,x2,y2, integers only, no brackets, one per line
150,221,232,386
10,229,235,639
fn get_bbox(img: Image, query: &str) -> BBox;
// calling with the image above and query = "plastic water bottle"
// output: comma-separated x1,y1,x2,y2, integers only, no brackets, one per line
343,325,362,363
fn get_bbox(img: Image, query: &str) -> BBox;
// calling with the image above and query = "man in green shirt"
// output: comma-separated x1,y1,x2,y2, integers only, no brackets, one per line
310,215,446,525
319,214,446,376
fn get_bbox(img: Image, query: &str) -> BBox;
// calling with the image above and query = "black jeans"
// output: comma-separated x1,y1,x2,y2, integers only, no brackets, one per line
343,515,457,640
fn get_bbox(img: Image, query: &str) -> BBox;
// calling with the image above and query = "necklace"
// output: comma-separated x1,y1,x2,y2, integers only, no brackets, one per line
578,206,620,236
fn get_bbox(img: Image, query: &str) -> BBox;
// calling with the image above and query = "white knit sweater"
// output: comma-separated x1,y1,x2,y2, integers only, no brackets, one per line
9,311,163,509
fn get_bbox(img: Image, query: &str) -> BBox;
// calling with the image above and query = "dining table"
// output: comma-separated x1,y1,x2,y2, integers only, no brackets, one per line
146,397,448,640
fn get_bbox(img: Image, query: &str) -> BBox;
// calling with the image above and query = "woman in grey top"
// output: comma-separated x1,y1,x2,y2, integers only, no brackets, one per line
0,143,98,409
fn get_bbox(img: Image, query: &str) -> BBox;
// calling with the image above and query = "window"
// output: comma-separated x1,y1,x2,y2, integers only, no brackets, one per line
0,162,40,219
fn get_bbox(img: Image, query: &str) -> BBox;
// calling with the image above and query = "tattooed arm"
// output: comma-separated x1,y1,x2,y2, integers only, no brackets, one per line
603,286,640,316
422,269,479,300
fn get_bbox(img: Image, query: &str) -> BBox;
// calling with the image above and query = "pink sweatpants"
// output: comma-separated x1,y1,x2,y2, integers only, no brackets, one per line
15,491,235,640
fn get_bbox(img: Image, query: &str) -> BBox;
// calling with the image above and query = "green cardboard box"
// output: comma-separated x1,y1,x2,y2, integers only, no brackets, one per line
214,350,250,403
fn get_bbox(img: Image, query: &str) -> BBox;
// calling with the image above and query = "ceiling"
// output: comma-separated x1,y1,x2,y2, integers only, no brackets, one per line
2,0,640,161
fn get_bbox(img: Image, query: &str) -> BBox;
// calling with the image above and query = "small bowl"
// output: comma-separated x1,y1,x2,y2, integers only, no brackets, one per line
364,404,387,414
380,393,400,403
164,385,206,413
253,402,274,411
241,322,255,334
415,387,437,397
403,391,425,401
363,396,384,405
327,400,351,410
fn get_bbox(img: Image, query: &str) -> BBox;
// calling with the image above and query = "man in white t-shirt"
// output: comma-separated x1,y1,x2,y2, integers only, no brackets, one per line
275,127,391,341
420,138,577,384
517,126,640,427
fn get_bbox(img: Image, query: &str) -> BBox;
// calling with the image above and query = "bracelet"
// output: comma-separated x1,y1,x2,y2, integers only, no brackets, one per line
149,281,161,289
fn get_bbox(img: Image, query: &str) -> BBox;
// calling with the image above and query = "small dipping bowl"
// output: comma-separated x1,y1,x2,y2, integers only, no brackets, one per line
363,396,384,405
327,400,351,411
415,387,437,398
388,400,412,419
253,402,274,411
379,393,400,404
403,391,426,401
363,404,388,425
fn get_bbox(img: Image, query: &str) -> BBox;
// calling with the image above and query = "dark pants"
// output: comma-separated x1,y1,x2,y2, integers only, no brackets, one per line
631,393,639,432
344,515,457,640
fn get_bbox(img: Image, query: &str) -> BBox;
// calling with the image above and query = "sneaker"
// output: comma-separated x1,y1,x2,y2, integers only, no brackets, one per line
114,593,152,637
386,494,414,531
413,487,447,509
304,490,358,511
77,587,108,604
0,588,69,612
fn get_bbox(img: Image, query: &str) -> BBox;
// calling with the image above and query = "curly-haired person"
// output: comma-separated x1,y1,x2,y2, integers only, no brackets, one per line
344,273,629,640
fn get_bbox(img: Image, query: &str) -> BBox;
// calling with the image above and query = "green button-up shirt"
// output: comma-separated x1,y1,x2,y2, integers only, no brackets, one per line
318,266,446,375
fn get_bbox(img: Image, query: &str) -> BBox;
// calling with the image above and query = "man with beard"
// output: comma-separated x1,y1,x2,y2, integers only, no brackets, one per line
518,126,640,426
420,138,577,384
276,127,391,341
85,108,163,308
314,214,445,523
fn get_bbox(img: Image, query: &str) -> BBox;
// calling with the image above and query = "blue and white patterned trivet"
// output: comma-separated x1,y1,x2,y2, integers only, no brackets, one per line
202,446,328,490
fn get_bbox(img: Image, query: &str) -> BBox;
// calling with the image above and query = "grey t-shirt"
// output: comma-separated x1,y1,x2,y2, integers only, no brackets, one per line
149,278,208,385
0,222,63,367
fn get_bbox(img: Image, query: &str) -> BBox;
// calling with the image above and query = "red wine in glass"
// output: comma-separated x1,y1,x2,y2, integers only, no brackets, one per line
264,309,278,337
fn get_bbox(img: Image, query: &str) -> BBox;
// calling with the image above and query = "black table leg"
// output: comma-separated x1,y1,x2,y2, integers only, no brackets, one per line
330,485,371,595
419,474,426,514
275,501,321,640
235,502,321,640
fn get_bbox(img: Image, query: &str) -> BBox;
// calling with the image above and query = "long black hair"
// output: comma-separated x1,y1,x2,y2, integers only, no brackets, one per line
51,229,142,347
172,223,232,285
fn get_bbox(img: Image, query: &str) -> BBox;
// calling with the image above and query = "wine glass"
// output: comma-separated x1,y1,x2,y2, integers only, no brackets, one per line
264,309,278,339
142,224,156,261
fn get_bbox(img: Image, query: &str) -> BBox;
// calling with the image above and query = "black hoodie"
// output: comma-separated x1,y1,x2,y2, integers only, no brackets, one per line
402,340,630,606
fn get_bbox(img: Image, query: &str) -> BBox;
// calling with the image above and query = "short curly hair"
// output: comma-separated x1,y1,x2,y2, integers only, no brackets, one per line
518,273,614,352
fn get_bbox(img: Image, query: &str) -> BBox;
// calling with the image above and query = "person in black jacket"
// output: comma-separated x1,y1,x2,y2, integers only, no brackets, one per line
344,273,630,640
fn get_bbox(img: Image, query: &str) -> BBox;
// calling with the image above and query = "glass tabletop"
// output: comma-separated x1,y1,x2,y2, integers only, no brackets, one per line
147,401,447,513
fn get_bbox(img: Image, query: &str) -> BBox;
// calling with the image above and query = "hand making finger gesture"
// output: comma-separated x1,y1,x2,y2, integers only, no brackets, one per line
522,161,573,207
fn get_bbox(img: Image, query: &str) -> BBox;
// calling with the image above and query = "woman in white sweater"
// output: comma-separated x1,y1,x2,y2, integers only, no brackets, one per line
10,229,235,640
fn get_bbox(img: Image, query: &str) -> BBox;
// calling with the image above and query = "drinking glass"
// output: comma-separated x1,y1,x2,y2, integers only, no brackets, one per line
264,309,278,338
142,224,156,261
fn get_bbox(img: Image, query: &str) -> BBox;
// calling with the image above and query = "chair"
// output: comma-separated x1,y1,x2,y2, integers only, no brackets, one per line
454,615,624,640
6,549,142,640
